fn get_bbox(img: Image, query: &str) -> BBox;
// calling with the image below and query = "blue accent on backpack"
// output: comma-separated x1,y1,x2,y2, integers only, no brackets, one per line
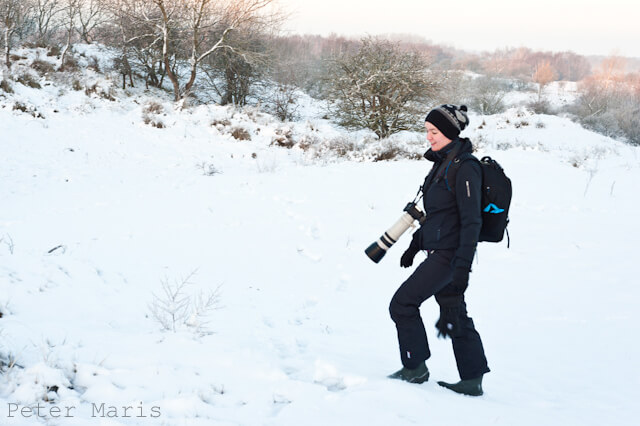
483,203,505,214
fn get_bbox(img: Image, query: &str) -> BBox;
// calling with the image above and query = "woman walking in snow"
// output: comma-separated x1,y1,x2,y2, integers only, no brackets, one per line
387,104,490,396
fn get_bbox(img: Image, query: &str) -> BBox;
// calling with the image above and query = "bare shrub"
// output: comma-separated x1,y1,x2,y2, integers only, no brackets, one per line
142,113,165,129
0,79,13,93
0,351,18,373
197,162,221,176
12,102,28,113
31,59,55,75
266,82,300,121
149,271,222,336
84,83,115,101
271,127,294,148
47,45,61,57
16,73,42,89
231,127,251,141
373,146,402,162
143,101,164,115
467,75,507,115
58,55,80,72
567,67,640,145
613,102,640,145
296,133,320,152
496,141,512,150
87,56,101,72
13,102,44,118
315,136,358,159
211,118,231,129
263,62,301,121
527,99,554,114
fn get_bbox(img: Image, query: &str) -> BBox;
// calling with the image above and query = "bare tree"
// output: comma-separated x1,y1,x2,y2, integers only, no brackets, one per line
0,0,31,67
76,0,107,43
32,0,63,47
595,55,627,88
102,0,161,88
327,37,442,139
532,61,556,102
552,51,591,81
150,0,280,103
58,0,80,70
201,26,268,105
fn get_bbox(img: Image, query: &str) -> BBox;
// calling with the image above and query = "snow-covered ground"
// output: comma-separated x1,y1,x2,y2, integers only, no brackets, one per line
1,48,639,425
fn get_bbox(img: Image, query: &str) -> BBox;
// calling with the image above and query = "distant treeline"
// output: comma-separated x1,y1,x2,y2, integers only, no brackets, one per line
1,0,638,144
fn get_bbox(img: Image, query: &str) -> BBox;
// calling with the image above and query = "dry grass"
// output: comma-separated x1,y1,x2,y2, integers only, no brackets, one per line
231,127,251,141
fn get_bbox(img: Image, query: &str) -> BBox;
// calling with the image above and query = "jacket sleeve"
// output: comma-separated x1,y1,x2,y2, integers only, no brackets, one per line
453,160,482,270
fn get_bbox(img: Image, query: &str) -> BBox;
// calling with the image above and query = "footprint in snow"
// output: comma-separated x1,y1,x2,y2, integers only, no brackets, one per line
313,360,365,392
296,247,322,262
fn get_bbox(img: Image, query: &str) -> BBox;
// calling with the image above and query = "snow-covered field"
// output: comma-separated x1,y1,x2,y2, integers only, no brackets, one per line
1,48,640,425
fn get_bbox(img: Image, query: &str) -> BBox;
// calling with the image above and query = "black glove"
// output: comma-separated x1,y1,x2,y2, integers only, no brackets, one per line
435,298,462,339
400,246,419,268
400,232,421,268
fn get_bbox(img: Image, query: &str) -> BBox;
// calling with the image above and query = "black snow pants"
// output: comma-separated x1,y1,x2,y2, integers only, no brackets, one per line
389,249,490,380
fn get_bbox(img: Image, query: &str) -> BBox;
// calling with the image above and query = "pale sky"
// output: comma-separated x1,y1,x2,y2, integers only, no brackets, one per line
276,0,640,58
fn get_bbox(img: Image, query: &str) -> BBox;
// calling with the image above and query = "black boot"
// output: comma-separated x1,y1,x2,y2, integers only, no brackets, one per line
388,362,429,384
437,375,483,396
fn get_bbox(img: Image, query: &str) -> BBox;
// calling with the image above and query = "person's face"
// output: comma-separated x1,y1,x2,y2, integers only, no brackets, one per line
425,121,452,152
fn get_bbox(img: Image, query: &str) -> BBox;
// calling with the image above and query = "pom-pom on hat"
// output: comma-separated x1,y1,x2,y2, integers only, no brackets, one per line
425,104,469,140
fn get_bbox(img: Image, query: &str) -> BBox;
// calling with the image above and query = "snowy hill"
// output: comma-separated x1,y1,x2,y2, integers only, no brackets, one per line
1,47,639,425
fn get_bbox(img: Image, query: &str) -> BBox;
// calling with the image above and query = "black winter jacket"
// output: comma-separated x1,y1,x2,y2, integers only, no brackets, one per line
414,138,482,271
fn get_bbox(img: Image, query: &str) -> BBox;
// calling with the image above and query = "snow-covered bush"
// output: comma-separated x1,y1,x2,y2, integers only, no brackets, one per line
231,127,251,141
326,37,442,139
15,72,41,89
30,59,55,75
567,72,640,145
271,127,295,148
265,82,300,122
527,99,555,115
12,101,44,118
142,101,166,128
466,75,508,115
84,82,115,101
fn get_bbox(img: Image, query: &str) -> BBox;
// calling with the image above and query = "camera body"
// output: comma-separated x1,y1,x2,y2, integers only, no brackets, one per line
365,202,425,263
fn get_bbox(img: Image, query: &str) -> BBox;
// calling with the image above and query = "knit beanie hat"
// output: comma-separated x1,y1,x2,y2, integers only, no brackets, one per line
425,104,469,140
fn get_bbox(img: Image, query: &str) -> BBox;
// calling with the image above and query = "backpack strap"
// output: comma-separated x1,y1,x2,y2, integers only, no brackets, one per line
443,151,479,192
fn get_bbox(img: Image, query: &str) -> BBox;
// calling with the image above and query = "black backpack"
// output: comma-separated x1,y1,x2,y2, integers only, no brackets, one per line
450,154,512,246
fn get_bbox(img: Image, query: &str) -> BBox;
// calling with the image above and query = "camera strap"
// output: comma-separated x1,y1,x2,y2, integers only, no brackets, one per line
412,185,423,204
